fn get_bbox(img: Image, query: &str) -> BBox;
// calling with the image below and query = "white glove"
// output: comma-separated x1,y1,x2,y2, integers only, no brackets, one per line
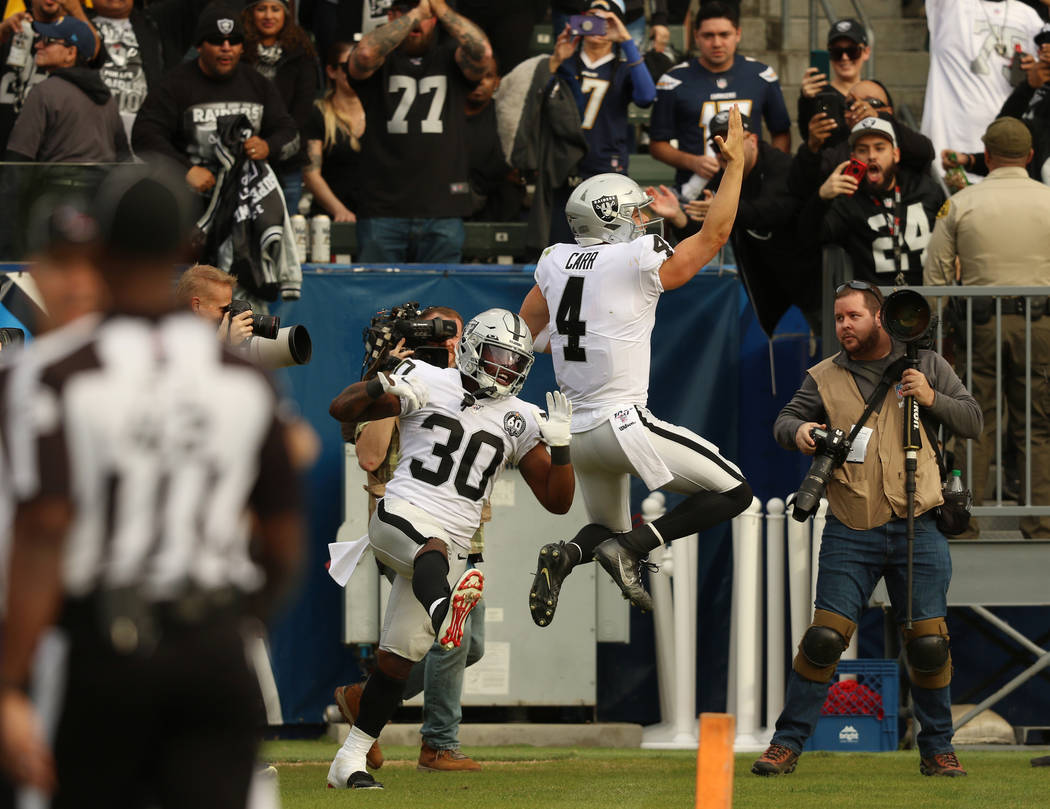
380,373,429,416
534,390,572,446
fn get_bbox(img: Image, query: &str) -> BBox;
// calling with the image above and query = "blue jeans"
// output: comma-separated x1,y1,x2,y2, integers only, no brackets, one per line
279,168,303,218
356,217,464,264
402,599,485,750
770,512,955,758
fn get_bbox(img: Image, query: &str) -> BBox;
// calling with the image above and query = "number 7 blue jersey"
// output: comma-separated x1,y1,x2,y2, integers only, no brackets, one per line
535,234,672,432
649,54,790,187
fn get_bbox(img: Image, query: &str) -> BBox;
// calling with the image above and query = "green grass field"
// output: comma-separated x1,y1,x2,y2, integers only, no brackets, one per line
263,739,1048,809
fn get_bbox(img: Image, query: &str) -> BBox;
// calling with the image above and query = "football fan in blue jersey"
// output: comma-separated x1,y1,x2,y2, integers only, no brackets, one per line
649,1,790,191
546,0,657,243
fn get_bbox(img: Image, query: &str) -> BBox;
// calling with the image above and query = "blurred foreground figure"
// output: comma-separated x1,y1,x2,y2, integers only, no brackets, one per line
0,162,303,809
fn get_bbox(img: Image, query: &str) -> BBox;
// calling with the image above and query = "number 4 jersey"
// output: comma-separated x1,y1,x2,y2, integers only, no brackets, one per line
535,234,670,432
384,360,542,548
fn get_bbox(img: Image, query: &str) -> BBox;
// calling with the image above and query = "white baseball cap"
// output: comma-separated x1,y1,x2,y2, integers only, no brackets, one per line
848,116,897,149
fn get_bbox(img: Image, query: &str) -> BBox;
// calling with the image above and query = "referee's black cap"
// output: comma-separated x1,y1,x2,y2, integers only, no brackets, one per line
92,159,195,259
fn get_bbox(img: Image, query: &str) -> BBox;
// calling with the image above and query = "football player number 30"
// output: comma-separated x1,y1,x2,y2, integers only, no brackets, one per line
555,276,587,362
387,75,447,134
410,413,505,501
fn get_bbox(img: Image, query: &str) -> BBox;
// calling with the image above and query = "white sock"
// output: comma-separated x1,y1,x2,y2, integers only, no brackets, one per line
330,724,376,780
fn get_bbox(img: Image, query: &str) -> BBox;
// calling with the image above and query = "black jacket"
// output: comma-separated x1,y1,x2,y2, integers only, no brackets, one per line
675,142,820,333
798,165,946,286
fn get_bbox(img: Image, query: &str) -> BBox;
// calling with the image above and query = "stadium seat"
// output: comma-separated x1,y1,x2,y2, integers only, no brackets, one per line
529,25,554,56
627,153,675,189
327,222,527,262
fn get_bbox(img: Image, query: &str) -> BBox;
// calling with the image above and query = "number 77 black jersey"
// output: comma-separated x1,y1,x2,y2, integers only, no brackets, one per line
384,360,541,549
535,234,672,432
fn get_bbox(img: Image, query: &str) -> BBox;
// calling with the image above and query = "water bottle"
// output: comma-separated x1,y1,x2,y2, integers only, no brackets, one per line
944,153,970,194
6,19,32,67
310,214,330,264
289,214,307,263
946,469,964,493
679,173,709,201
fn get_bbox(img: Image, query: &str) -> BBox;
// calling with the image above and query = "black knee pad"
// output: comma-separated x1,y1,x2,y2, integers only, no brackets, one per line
792,609,856,683
902,618,952,688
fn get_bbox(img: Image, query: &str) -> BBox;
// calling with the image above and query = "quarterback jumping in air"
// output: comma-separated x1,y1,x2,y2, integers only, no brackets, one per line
520,106,753,621
326,308,575,789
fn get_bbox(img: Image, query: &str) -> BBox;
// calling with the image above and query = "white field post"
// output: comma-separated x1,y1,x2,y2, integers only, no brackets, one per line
764,498,787,730
672,528,699,743
732,497,766,750
785,495,811,653
643,492,676,740
696,713,735,809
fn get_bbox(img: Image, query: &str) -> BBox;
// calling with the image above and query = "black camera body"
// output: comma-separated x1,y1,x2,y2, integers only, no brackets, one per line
361,302,456,378
227,299,280,340
792,426,851,522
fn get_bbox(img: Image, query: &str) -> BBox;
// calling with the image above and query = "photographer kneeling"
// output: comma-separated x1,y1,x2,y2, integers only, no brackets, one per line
753,281,981,779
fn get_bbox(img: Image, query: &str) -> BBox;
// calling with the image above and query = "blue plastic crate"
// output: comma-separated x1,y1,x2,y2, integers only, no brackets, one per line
804,659,899,752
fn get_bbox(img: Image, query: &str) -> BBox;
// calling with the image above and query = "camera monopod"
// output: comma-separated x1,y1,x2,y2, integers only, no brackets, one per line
881,289,933,630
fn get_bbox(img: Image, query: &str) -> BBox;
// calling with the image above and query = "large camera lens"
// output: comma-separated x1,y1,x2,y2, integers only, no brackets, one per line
253,313,280,340
792,454,837,522
881,289,931,342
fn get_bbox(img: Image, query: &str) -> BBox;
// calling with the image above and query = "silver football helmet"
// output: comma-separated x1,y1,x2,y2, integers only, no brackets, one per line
565,173,662,246
456,308,534,399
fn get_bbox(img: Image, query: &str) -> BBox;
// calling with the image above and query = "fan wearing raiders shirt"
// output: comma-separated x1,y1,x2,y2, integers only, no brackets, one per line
325,308,575,790
649,1,790,189
518,106,753,624
345,0,492,263
88,0,212,145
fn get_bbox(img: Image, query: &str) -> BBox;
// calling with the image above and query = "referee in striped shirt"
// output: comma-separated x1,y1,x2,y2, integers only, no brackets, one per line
0,163,303,808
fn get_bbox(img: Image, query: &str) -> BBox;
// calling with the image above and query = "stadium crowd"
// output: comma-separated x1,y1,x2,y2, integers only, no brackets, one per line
2,0,1050,799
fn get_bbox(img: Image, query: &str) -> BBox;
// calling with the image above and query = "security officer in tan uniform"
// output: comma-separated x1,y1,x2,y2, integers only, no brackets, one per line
925,116,1050,538
752,282,982,778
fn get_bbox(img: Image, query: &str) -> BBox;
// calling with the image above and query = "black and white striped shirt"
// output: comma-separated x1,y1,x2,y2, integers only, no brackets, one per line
2,312,297,602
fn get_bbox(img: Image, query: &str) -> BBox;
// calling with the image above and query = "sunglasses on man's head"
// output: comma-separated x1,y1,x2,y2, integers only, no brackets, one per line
829,45,862,61
204,34,244,46
836,280,884,302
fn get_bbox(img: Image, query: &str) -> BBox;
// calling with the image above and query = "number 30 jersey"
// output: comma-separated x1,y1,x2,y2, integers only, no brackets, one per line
384,360,542,548
535,234,670,432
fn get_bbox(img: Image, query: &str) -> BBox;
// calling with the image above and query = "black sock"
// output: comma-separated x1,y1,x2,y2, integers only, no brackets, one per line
619,482,754,553
412,548,450,611
354,668,407,738
565,523,615,565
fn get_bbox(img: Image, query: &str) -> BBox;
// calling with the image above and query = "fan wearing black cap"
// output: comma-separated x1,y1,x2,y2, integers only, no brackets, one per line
3,15,127,163
131,3,299,197
344,0,493,262
0,161,304,809
797,19,869,146
799,116,945,287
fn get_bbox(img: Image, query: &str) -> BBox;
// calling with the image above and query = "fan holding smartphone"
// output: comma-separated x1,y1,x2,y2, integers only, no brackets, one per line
798,19,870,144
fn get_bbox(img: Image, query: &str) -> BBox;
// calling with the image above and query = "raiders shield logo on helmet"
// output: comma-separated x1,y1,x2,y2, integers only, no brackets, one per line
218,18,234,35
592,195,618,223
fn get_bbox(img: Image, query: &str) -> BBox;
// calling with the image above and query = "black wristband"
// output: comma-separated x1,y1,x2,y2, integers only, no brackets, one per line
365,377,384,400
550,444,571,466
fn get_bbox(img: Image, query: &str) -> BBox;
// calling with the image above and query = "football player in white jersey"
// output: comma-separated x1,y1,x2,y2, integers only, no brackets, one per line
519,105,753,621
325,308,575,790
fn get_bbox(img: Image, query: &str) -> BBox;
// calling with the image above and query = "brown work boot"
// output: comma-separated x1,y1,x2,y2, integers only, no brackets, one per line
333,684,384,770
751,743,799,775
920,752,967,776
417,742,481,772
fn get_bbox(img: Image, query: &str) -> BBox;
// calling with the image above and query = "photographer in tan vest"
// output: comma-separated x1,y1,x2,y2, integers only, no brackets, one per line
753,281,981,778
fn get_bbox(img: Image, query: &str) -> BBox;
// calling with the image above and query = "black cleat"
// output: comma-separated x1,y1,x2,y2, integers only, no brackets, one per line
346,771,384,789
529,542,575,627
593,538,654,611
